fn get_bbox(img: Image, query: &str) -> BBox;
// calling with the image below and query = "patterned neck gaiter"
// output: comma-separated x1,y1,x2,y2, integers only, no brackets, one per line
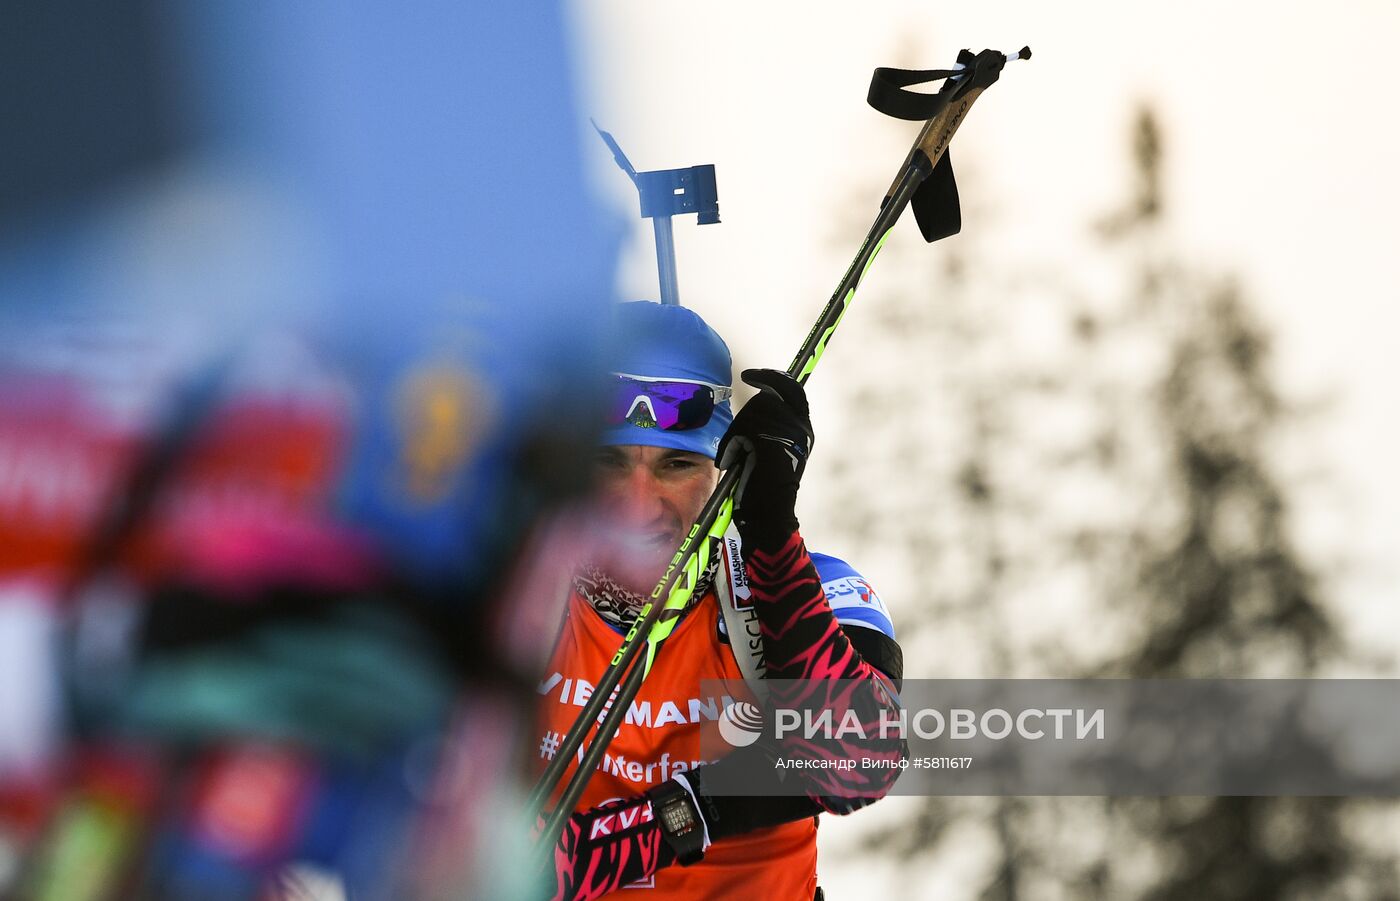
574,554,720,632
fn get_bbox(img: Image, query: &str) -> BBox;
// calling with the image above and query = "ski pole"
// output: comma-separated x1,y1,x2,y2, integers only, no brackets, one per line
529,46,1030,864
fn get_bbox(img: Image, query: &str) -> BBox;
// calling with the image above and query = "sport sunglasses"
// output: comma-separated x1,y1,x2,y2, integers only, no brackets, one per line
607,373,733,432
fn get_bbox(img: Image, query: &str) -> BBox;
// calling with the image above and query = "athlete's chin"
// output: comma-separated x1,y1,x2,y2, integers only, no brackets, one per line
598,546,674,597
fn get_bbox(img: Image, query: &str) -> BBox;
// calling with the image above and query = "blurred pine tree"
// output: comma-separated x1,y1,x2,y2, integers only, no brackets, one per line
818,106,1399,901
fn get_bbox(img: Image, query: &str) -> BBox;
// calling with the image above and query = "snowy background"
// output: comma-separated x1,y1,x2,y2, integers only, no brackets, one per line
573,2,1400,897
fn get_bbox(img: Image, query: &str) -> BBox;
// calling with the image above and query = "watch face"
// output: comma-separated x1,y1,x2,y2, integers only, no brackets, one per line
660,799,695,835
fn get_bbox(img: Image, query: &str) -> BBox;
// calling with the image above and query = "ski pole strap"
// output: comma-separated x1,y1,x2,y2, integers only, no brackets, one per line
866,47,1030,121
866,66,965,121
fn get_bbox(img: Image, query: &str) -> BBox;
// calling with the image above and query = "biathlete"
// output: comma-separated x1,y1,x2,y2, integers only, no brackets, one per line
537,301,906,900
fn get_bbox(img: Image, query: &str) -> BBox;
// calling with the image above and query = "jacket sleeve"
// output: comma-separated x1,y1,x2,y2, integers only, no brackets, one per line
741,530,907,813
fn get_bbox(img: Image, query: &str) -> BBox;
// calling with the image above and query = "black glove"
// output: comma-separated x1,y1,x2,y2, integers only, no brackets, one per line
716,369,813,550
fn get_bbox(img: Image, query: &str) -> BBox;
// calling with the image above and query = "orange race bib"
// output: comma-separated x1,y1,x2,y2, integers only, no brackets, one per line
534,590,818,900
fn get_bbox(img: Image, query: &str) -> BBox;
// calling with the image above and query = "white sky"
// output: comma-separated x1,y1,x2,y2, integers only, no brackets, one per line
571,3,1400,895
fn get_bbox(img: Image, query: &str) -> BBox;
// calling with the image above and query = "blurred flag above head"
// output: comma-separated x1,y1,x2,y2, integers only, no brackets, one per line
1,1,618,897
1,0,619,593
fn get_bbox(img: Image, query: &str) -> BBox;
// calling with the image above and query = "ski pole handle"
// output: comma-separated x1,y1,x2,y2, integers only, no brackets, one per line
877,47,1029,206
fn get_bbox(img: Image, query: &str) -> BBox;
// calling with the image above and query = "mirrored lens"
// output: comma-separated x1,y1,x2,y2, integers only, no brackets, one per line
607,378,716,431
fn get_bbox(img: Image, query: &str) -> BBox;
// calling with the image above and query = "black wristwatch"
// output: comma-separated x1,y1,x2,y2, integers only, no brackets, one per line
647,780,706,866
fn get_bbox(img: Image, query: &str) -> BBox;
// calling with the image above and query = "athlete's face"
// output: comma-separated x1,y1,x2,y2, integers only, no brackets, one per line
592,445,719,595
